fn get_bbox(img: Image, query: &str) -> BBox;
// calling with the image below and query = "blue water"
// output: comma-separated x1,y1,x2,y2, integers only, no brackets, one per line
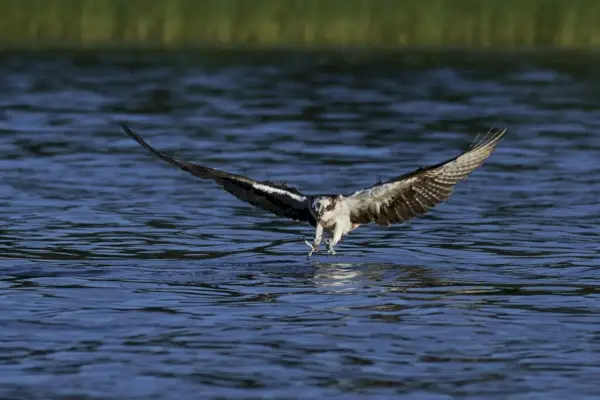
1,50,599,399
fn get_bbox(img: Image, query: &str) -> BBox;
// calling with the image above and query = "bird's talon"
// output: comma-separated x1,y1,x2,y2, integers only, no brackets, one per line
305,240,320,257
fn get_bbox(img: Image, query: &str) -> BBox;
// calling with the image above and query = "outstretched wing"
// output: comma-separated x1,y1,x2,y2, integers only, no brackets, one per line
345,129,506,226
119,123,316,226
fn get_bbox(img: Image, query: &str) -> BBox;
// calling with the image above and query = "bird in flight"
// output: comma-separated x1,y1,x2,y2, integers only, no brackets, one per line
119,123,505,256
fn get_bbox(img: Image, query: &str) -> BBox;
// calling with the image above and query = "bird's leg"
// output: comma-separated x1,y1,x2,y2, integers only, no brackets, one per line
327,227,343,255
305,223,323,257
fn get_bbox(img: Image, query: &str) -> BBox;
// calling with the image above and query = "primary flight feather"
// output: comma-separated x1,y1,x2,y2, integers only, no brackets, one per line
119,123,505,256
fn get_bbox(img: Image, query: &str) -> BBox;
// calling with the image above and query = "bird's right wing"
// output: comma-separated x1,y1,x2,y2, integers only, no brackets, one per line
120,123,316,226
344,129,506,226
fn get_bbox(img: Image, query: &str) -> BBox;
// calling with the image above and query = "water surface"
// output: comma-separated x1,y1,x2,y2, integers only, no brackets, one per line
1,50,599,399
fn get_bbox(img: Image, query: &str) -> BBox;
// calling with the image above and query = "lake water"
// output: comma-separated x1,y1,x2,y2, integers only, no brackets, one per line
1,50,599,399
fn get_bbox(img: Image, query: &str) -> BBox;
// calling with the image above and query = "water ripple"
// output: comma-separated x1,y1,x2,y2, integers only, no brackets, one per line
0,50,599,398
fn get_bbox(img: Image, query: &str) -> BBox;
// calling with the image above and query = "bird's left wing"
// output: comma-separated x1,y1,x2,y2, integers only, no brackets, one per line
119,123,316,226
344,129,506,226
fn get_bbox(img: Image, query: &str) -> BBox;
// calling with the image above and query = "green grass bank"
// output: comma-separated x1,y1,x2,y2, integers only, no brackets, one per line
2,0,600,49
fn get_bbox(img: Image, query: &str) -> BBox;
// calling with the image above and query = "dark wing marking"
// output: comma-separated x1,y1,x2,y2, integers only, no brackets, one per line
345,128,506,226
119,123,316,226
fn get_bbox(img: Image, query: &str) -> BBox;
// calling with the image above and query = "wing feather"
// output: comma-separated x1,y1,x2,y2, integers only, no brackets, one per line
346,128,506,226
119,123,316,226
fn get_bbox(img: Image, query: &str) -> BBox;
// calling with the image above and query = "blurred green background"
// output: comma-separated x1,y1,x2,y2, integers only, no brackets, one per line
2,0,600,49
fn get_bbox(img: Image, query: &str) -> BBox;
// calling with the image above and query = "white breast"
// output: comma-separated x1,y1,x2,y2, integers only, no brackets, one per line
318,199,354,234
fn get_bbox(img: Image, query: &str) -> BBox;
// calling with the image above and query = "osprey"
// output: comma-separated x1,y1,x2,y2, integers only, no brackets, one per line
119,123,505,256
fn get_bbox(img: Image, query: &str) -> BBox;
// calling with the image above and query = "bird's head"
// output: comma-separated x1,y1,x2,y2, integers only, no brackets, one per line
311,196,341,220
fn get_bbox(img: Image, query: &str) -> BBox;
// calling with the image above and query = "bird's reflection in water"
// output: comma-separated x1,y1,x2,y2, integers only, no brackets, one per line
309,260,442,293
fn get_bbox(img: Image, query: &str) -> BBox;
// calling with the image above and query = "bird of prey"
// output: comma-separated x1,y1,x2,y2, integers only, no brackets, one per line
119,123,505,256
